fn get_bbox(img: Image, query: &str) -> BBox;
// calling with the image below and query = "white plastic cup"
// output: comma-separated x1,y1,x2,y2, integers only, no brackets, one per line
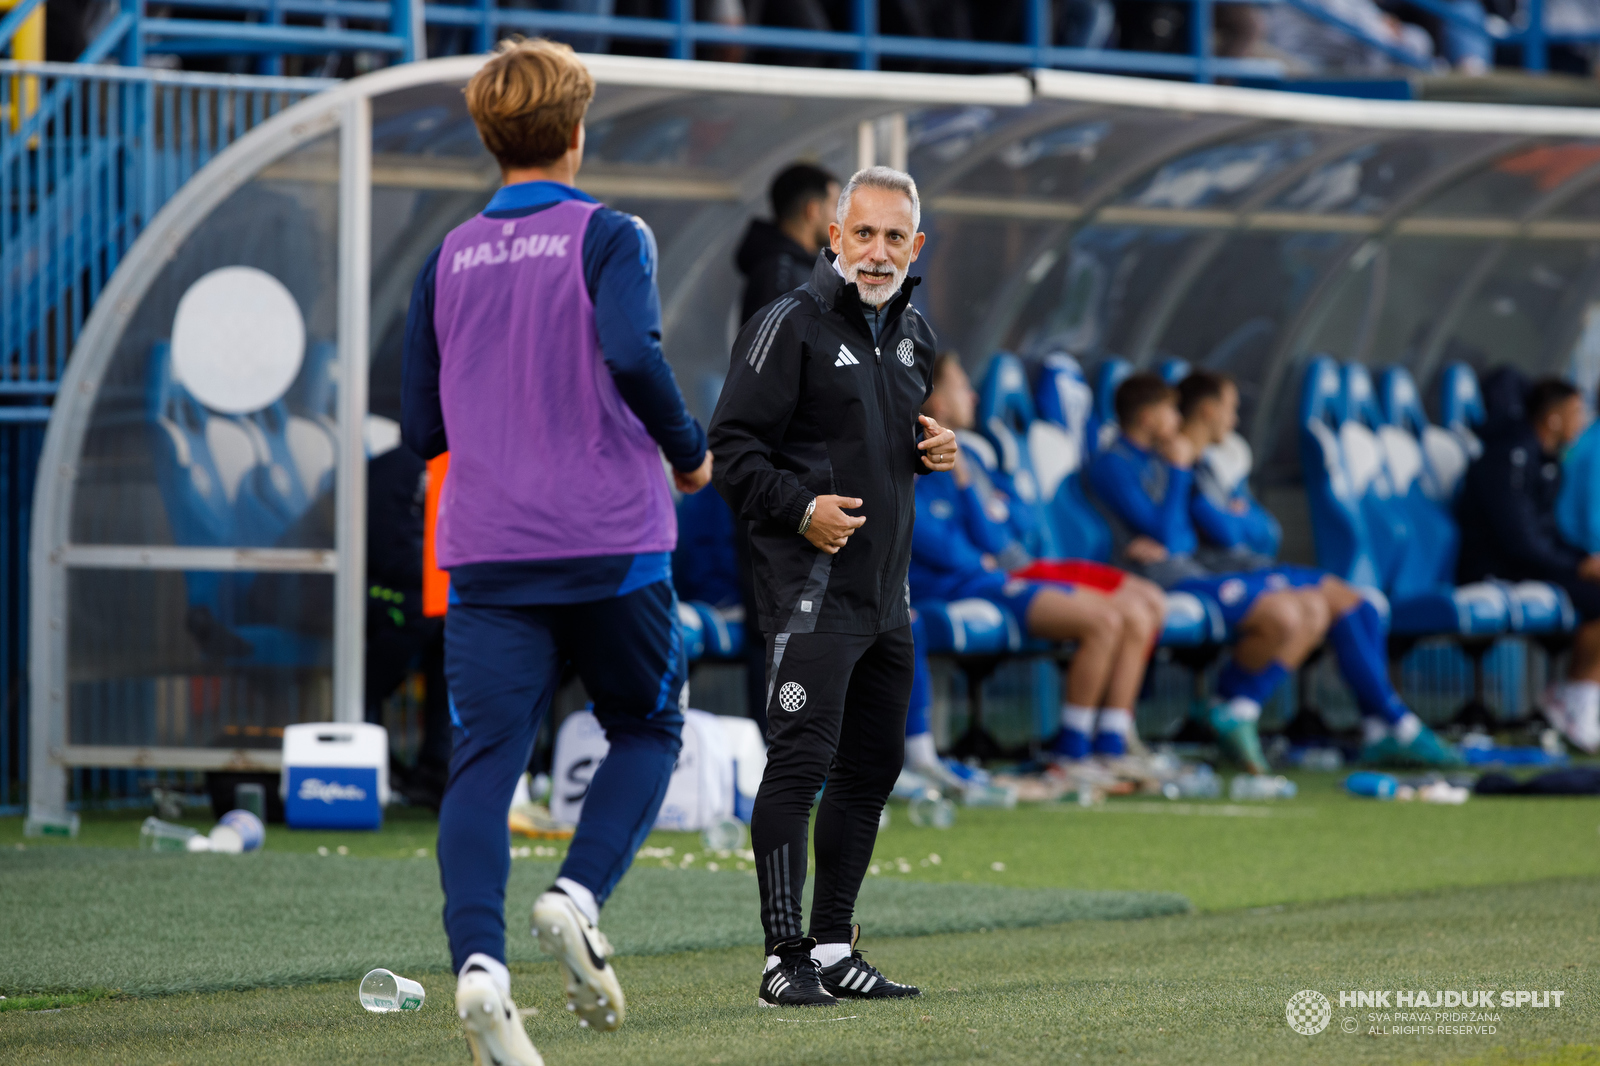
215,809,265,852
139,816,198,852
908,793,956,829
700,817,746,852
359,968,426,1012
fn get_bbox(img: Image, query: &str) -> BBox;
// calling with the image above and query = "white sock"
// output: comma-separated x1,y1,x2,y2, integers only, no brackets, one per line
763,954,781,973
1223,697,1260,723
554,877,599,925
510,772,531,809
460,952,511,999
904,731,940,772
811,942,850,968
1061,704,1096,734
1564,680,1600,716
1393,712,1423,746
1096,708,1133,738
1362,716,1389,746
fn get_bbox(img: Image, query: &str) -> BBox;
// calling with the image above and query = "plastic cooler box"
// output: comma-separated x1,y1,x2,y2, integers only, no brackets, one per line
280,723,390,830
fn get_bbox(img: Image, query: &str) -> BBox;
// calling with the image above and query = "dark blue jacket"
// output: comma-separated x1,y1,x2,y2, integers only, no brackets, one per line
1456,422,1584,585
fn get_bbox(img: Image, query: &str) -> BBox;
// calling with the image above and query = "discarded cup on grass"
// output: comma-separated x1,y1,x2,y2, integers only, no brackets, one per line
209,809,265,854
1228,774,1297,801
700,817,746,853
360,968,426,1012
140,816,200,852
908,792,956,829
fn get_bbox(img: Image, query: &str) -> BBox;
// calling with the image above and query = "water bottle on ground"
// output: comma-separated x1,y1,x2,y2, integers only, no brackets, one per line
1229,774,1297,801
359,968,426,1012
234,783,266,822
140,817,200,852
908,791,957,829
700,817,746,853
1161,763,1221,800
1345,771,1398,799
1298,747,1344,772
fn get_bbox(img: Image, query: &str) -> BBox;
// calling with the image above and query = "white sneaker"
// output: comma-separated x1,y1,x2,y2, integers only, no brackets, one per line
1543,684,1600,754
531,888,625,1031
456,969,544,1066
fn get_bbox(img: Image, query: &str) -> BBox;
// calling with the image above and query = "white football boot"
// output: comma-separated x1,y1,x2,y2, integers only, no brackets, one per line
456,967,544,1066
531,887,625,1031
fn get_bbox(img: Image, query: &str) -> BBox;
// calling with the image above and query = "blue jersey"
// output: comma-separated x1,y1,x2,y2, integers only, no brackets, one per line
909,471,1015,603
1088,436,1198,556
403,180,705,605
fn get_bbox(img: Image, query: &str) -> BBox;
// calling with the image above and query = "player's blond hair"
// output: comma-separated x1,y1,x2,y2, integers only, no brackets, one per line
465,37,595,170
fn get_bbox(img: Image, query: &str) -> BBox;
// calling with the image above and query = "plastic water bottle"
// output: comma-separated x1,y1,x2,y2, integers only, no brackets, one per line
139,816,199,852
234,783,266,821
359,968,426,1012
1229,774,1297,801
1345,771,1398,799
1161,764,1221,800
908,792,957,829
700,817,746,853
1298,747,1344,772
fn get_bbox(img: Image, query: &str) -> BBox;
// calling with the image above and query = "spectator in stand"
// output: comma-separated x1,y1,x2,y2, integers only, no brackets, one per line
1460,375,1600,753
1090,372,1461,770
912,354,1167,762
1264,0,1434,72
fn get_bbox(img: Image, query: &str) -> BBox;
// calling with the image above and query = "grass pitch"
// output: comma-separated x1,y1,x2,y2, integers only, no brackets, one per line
2,769,1598,1064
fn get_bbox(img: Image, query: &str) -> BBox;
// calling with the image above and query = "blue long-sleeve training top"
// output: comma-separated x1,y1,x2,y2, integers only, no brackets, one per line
402,180,706,604
1087,436,1198,556
909,470,1017,603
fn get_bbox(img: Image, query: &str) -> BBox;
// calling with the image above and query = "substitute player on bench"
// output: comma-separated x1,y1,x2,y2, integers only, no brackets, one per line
403,38,710,1064
710,165,955,1008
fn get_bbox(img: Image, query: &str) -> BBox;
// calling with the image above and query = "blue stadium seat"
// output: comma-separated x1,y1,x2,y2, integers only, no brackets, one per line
1161,590,1227,646
1156,357,1191,385
1299,356,1508,639
1437,361,1487,465
976,353,1061,559
676,600,744,662
1030,353,1113,562
1381,365,1572,636
915,597,1027,655
669,490,747,663
1089,357,1132,454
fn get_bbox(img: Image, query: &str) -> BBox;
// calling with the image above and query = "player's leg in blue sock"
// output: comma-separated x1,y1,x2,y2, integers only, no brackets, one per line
1328,598,1408,726
438,603,559,972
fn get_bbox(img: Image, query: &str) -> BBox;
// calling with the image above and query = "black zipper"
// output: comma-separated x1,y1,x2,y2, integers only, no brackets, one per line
859,298,908,628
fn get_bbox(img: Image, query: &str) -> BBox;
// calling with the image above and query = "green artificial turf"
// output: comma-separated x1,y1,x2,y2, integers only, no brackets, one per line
8,771,1598,913
0,848,1187,996
1,876,1594,1066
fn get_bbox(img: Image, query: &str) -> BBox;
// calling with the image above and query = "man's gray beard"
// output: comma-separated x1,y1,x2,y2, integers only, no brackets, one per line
843,259,905,307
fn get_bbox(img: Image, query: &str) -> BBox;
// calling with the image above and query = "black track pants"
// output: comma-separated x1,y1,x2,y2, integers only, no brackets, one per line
752,625,913,952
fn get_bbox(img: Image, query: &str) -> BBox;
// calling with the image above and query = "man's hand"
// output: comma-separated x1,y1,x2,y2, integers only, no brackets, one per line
918,415,958,472
1580,554,1600,583
1125,536,1169,565
673,452,713,495
806,495,866,555
1161,434,1196,470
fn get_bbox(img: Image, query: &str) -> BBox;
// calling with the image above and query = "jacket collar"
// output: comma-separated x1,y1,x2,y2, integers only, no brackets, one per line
807,250,920,332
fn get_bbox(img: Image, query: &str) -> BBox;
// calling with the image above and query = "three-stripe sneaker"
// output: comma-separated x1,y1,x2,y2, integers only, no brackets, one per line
530,887,625,1030
758,938,839,1008
818,927,920,1000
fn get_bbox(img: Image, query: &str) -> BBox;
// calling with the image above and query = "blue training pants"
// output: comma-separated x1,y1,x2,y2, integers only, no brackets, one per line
437,580,685,971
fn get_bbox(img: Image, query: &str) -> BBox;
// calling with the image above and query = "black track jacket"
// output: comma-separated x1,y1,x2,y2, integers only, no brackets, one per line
709,252,937,637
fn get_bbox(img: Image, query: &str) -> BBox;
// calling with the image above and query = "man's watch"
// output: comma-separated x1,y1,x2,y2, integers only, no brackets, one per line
797,497,818,536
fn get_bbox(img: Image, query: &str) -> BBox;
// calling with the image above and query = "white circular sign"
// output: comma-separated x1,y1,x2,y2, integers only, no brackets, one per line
1286,990,1331,1035
778,682,807,713
171,266,305,414
896,338,915,367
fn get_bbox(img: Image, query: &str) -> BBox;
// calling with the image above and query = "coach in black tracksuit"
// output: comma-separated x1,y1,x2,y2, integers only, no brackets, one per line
709,167,956,1008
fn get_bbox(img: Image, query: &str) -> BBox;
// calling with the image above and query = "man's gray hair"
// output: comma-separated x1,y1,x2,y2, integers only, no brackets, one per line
836,165,921,231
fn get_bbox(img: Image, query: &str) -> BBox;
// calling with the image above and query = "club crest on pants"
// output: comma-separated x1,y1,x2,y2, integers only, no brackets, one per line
778,681,807,712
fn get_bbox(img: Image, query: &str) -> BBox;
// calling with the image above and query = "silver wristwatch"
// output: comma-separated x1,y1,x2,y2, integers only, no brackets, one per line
797,497,818,536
